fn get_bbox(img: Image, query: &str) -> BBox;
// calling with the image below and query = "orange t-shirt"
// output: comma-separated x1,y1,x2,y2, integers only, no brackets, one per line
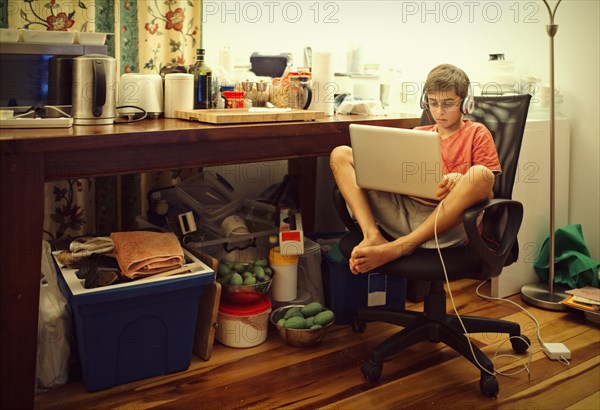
416,120,501,176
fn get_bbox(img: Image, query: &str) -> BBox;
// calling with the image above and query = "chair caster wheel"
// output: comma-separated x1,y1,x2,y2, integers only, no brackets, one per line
511,334,530,354
480,374,499,398
361,359,382,382
352,318,366,333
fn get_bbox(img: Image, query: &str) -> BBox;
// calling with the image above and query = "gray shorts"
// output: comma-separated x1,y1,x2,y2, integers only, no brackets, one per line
367,190,468,249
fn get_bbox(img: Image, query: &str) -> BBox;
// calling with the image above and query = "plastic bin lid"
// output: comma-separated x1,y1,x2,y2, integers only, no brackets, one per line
301,237,320,254
175,172,238,211
219,294,271,315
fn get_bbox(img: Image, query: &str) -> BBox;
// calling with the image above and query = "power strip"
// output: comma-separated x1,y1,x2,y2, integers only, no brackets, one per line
0,117,73,129
543,342,571,360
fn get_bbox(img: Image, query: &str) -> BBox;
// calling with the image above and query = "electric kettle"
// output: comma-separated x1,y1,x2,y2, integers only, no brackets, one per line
72,54,117,125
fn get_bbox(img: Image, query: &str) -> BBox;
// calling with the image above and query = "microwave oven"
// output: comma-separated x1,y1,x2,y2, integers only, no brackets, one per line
0,42,107,111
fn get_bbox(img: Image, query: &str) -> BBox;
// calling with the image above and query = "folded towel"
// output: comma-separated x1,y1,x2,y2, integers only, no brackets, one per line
110,231,185,279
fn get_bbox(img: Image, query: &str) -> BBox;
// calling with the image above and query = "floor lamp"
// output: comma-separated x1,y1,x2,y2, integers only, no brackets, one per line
521,0,569,310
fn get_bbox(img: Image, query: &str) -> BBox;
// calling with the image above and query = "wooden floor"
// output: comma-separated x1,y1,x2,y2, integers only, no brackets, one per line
35,279,600,410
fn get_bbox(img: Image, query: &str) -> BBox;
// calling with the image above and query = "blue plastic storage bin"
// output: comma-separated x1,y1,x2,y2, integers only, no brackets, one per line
312,233,407,325
55,249,214,391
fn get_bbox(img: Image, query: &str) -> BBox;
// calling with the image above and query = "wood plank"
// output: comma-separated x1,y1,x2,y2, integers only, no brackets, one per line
565,391,600,410
33,279,600,410
176,108,325,124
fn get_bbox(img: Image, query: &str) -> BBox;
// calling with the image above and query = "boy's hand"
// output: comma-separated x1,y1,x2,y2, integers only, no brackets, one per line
437,173,462,200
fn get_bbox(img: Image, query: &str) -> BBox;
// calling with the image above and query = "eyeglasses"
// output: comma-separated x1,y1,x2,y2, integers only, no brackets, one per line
425,98,462,111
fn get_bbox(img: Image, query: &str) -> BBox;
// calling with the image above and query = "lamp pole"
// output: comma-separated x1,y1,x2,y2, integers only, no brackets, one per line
521,0,569,310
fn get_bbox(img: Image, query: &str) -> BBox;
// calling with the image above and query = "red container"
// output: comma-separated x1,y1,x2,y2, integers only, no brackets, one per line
222,91,245,108
216,295,272,348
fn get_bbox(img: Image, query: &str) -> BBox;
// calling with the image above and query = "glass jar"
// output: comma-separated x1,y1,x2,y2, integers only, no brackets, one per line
289,74,312,110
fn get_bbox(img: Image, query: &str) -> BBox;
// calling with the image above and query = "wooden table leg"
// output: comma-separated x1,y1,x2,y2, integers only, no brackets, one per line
288,157,317,232
0,152,45,408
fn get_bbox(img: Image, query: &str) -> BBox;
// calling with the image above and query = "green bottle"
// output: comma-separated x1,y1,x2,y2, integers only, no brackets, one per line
189,49,213,109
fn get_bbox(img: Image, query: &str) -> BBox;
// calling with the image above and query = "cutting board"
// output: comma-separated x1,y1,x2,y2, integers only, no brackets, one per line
185,248,221,361
176,108,324,124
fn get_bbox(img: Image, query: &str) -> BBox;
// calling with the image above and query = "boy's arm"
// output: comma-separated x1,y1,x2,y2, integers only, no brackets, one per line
472,125,501,174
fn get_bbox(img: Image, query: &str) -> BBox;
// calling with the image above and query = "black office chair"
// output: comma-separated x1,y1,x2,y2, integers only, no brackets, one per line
332,94,532,397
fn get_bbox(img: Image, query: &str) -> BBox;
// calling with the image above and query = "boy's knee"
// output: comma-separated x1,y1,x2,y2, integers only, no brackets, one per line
467,165,495,197
474,165,495,185
330,145,353,171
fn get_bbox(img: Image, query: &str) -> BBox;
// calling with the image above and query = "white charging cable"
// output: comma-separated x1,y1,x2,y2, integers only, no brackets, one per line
475,281,571,366
432,200,569,379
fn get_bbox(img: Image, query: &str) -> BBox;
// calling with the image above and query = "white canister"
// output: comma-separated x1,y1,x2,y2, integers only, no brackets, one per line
269,246,299,302
164,73,193,118
216,295,271,348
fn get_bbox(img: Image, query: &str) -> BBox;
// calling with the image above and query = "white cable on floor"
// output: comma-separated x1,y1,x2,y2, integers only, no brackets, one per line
431,200,560,379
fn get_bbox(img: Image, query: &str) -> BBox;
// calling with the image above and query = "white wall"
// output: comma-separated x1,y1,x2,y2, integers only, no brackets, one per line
202,0,599,261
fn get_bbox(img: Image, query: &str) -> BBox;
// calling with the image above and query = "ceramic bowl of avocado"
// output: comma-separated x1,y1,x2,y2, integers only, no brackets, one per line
217,259,273,304
270,302,335,347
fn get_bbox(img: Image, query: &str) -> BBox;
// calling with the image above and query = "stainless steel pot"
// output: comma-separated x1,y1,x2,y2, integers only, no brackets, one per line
72,54,116,125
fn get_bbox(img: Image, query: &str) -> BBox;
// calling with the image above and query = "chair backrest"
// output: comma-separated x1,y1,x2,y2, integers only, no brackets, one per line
419,94,531,200
420,95,531,266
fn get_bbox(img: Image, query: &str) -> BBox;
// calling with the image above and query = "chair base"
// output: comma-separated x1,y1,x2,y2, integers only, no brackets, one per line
355,281,530,397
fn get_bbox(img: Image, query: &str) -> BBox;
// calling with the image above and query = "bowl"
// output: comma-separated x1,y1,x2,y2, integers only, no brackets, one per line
221,277,273,304
75,32,108,45
269,304,334,347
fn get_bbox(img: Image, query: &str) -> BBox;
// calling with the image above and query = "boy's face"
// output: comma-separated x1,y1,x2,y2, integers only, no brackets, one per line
425,89,463,131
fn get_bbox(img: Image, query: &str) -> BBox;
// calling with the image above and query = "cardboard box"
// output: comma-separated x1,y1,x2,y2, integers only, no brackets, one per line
55,249,214,391
279,209,304,255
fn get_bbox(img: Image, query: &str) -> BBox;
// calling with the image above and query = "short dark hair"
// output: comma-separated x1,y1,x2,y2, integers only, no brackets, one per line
424,64,470,99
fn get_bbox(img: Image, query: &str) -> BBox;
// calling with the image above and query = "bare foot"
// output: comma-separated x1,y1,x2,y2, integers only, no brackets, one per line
356,232,389,250
349,237,417,274
348,233,388,274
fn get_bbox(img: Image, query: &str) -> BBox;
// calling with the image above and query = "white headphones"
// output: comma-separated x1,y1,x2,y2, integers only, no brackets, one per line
420,84,475,115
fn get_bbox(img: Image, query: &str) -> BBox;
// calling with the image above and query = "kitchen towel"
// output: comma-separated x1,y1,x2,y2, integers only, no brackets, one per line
110,231,185,279
311,51,335,116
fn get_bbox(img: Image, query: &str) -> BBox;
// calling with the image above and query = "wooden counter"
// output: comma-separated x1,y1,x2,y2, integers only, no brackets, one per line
0,113,419,408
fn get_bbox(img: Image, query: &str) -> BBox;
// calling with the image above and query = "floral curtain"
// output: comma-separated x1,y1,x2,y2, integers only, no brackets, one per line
1,0,202,239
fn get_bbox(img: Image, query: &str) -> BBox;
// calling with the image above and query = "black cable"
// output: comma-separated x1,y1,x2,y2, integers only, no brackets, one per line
115,105,148,123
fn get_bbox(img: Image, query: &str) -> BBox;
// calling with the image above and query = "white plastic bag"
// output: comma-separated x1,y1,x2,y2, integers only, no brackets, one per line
36,241,72,390
335,96,386,115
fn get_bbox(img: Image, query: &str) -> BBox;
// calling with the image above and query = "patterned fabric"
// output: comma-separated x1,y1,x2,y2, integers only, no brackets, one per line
1,0,202,239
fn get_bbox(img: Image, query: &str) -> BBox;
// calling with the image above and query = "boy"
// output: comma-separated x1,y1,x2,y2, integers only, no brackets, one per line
329,64,500,274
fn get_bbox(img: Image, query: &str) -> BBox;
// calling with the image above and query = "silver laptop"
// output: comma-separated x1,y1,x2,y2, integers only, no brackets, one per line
349,123,443,200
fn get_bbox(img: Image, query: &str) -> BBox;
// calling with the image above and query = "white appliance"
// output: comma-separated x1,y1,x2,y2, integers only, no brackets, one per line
117,73,163,118
164,73,193,119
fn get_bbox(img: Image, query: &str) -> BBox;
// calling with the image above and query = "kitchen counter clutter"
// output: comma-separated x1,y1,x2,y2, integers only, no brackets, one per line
0,114,420,408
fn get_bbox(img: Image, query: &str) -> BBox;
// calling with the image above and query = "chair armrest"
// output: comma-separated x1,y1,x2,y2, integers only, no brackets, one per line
462,198,524,275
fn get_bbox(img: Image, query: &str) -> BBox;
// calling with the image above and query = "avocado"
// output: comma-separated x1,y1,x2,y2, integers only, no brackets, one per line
218,264,232,276
283,306,303,320
243,275,257,285
313,310,334,326
283,316,307,329
230,272,243,285
300,302,322,317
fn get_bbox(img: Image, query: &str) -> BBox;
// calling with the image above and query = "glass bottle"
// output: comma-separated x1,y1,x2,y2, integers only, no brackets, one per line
189,49,213,109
